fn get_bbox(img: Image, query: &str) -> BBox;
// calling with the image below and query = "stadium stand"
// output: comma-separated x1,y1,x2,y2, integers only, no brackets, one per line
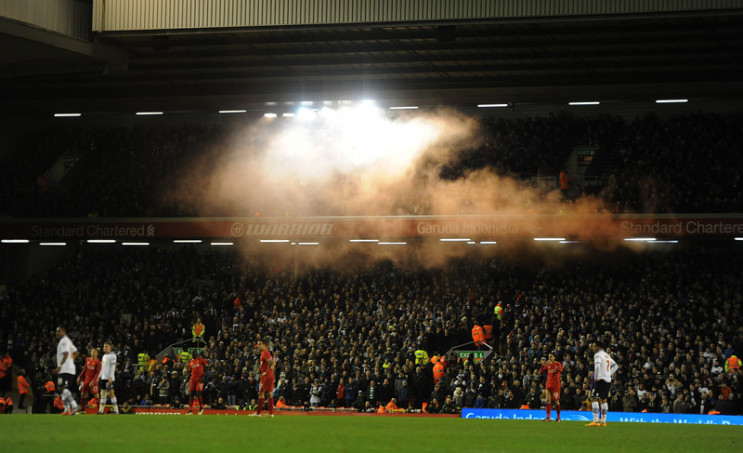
2,242,741,415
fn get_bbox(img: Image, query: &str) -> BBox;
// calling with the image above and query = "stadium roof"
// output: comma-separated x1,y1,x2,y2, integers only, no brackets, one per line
1,7,743,115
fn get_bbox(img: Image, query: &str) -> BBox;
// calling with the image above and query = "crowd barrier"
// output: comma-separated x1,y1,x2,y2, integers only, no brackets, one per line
461,408,743,425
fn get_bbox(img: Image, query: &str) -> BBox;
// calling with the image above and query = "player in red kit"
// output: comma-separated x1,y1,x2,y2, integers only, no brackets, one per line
253,339,275,417
76,348,101,413
539,353,563,422
188,350,209,414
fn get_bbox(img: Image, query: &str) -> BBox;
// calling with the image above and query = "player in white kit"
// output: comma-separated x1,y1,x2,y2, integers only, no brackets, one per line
586,340,618,427
98,342,119,414
54,326,79,415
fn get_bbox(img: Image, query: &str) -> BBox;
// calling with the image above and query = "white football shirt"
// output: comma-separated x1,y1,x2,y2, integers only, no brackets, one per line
56,335,78,375
100,352,117,381
594,349,618,382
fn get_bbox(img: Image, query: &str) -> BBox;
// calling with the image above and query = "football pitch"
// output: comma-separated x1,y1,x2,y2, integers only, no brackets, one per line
3,414,742,453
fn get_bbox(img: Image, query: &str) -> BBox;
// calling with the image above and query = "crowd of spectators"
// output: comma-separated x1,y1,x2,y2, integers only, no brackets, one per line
1,111,741,218
3,243,741,415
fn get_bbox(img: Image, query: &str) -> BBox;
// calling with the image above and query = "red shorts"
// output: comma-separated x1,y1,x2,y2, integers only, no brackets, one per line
81,379,96,395
259,375,274,394
546,384,561,401
189,379,204,394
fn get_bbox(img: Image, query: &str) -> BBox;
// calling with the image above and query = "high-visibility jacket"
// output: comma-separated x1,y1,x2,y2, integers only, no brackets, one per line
192,323,205,339
726,355,741,372
17,375,30,395
180,350,193,365
483,325,493,341
494,304,503,320
377,405,386,413
433,362,445,384
44,381,56,393
54,397,65,411
414,350,429,365
472,325,485,345
147,359,158,373
138,353,150,371
385,401,399,412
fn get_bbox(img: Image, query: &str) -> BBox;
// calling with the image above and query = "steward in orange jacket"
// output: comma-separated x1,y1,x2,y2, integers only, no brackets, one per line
472,324,486,346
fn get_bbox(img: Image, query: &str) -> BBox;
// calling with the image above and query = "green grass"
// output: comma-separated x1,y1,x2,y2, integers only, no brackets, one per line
3,414,742,453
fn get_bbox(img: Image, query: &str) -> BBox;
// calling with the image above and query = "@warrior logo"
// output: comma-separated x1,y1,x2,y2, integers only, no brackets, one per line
230,223,244,237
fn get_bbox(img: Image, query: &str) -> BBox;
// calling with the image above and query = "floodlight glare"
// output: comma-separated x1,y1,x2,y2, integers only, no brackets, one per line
655,99,688,104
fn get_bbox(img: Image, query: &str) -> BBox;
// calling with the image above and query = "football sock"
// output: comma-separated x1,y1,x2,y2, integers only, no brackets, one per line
257,397,264,414
592,401,599,422
111,397,119,413
556,403,561,419
99,400,105,413
189,397,194,410
198,396,203,409
601,403,608,422
268,397,274,415
545,403,551,419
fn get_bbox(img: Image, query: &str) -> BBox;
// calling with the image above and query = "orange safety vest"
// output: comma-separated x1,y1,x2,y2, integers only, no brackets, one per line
472,325,485,345
560,171,571,190
45,381,56,393
192,323,205,338
726,356,741,372
0,356,11,379
433,362,445,384
421,402,428,413
54,397,65,411
17,375,30,394
377,405,386,413
385,401,399,412
483,325,493,341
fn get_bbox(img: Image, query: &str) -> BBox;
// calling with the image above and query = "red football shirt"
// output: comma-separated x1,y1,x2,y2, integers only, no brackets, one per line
189,357,209,380
260,350,273,376
540,361,563,387
83,357,102,381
